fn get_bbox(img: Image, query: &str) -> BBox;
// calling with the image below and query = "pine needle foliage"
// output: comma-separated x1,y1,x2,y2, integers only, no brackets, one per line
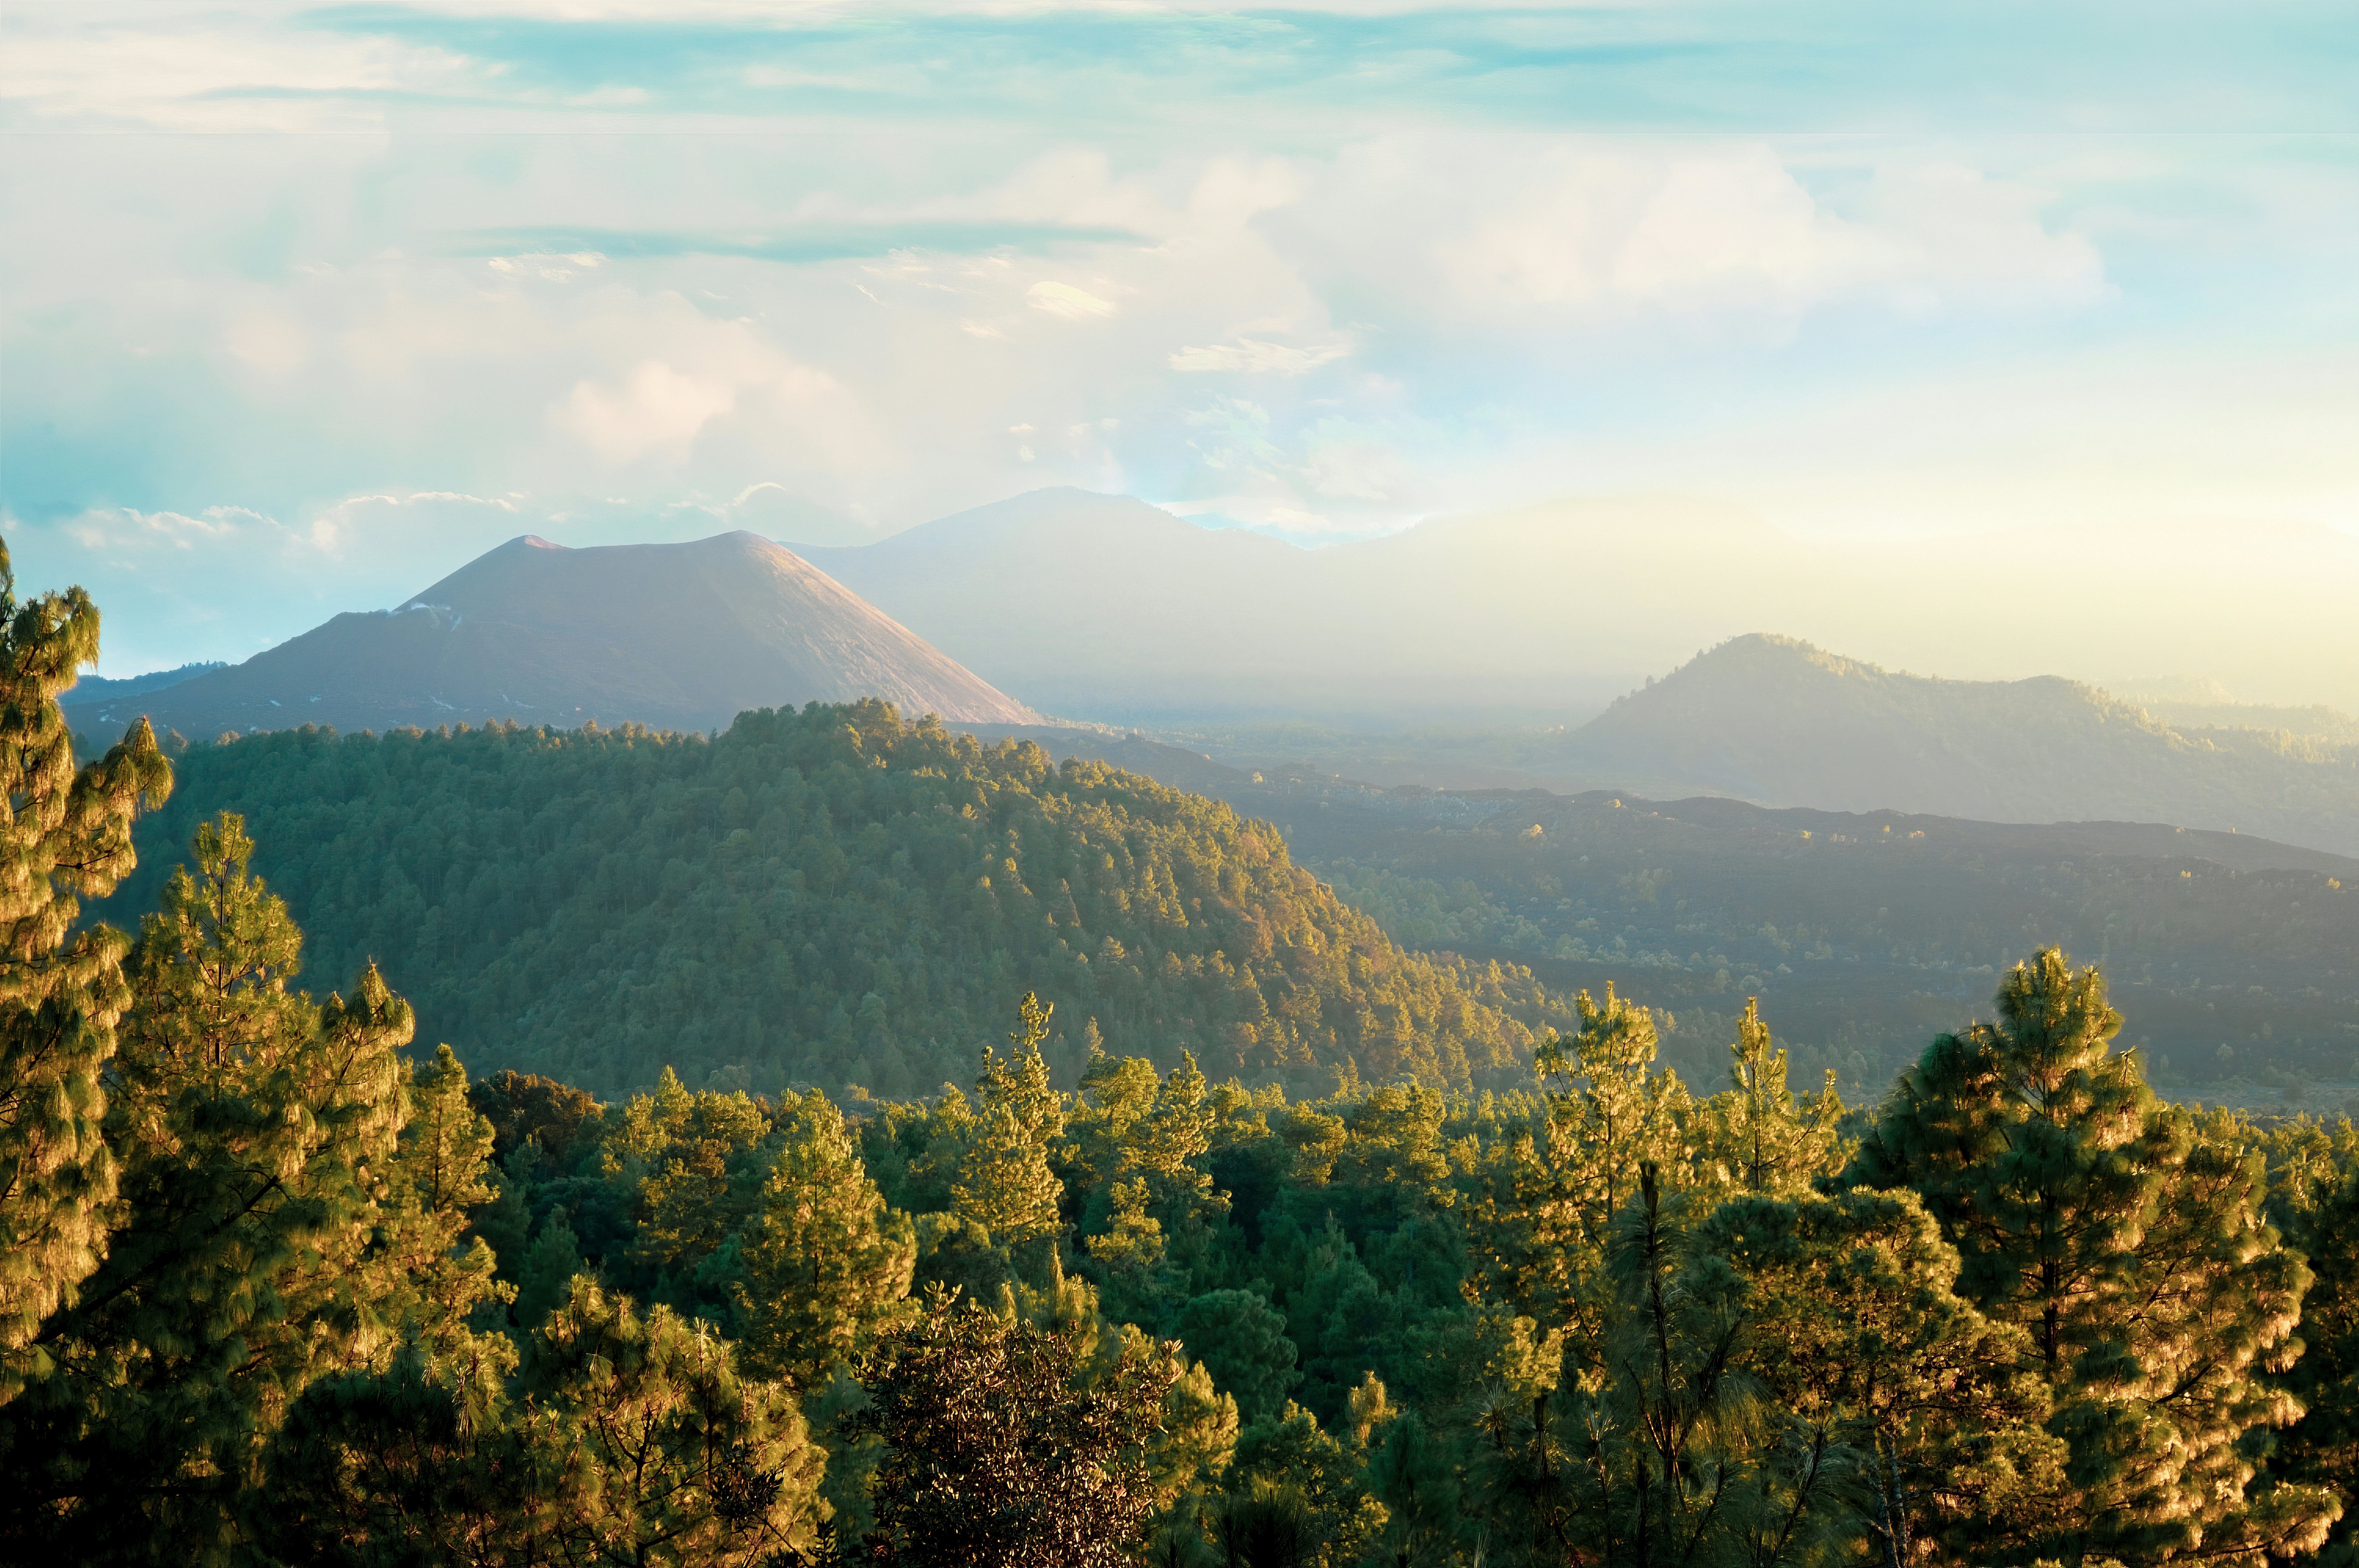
0,540,171,1399
1853,948,2341,1563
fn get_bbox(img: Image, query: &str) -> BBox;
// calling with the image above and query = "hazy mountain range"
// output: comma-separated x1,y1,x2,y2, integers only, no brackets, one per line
62,492,2357,858
1011,637,2359,858
64,532,1036,742
1544,636,2359,857
794,488,2359,722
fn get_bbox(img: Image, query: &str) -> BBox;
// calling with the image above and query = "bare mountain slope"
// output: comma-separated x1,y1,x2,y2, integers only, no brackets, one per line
69,532,1037,740
1550,634,2359,856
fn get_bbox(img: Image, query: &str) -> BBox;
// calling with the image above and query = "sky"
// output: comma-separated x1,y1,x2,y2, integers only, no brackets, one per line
2,1,2356,677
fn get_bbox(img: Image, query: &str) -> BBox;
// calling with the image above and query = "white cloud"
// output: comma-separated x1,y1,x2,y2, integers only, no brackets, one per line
1026,281,1119,320
1308,136,2108,332
0,15,489,132
560,361,745,464
1170,338,1353,374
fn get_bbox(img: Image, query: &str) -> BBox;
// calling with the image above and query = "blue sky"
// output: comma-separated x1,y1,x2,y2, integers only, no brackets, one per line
2,1,2355,674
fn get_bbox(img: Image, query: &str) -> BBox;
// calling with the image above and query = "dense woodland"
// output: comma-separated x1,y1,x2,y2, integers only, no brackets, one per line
8,556,2359,1564
1160,766,2359,1103
102,708,1565,1101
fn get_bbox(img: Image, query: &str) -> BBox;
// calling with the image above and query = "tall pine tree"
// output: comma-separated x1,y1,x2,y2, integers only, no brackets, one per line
952,993,1065,1248
0,541,171,1402
736,1087,920,1390
1854,948,2339,1563
2,813,424,1563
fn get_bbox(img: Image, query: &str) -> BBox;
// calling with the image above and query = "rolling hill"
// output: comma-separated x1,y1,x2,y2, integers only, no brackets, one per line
100,702,1563,1098
65,532,1037,742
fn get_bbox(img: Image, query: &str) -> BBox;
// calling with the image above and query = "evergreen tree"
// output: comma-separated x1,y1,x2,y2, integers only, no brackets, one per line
0,539,171,1401
2262,1116,2359,1563
952,995,1066,1248
1173,1289,1300,1427
1471,984,1691,1379
358,1042,512,1358
525,1277,827,1563
3,812,423,1561
262,1279,825,1563
1701,1186,2065,1566
1853,948,2340,1562
1694,996,1847,1199
609,1065,772,1270
736,1087,920,1390
512,1209,585,1333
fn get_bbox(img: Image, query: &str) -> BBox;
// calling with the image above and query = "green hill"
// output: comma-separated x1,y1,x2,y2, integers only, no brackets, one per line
1552,634,2359,856
98,702,1559,1098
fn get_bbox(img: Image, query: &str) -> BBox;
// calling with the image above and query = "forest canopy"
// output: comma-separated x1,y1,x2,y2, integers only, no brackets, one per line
11,558,2357,1564
102,703,1566,1100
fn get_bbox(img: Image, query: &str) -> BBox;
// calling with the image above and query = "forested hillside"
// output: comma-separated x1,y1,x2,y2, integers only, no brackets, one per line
960,729,2359,1107
100,703,1561,1099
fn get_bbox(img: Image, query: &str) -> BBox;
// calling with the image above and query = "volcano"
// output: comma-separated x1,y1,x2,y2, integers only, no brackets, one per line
73,532,1039,742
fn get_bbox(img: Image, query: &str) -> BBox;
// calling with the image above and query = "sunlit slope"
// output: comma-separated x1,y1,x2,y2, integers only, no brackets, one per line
1554,634,2359,855
100,702,1557,1098
66,532,1037,740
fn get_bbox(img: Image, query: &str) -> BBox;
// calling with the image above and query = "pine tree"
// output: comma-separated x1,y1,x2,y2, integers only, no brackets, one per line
357,1042,512,1359
1172,1289,1300,1427
2261,1116,2359,1560
0,540,171,1401
262,1279,825,1563
735,1087,919,1390
1701,1186,2066,1566
513,1209,585,1333
1853,948,2341,1562
1470,984,1691,1379
610,1065,772,1270
2,813,416,1561
525,1278,827,1563
1694,997,1847,1199
954,1102,1066,1247
952,994,1067,1247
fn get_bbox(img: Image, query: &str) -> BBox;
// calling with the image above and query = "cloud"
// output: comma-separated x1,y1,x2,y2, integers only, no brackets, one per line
1026,281,1119,320
559,361,744,464
1170,338,1353,374
1306,137,2109,335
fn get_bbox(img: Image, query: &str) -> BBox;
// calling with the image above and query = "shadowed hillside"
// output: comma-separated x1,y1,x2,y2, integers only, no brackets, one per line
65,532,1037,741
961,731,2359,1105
1547,635,2359,856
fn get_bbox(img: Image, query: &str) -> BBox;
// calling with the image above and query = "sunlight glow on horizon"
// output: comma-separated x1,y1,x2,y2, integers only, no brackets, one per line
2,1,2354,684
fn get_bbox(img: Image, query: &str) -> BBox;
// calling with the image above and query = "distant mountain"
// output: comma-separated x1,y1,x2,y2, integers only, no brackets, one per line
2107,678,2359,746
66,661,228,702
792,490,2359,724
67,532,1037,742
1545,634,2359,856
793,489,1799,722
